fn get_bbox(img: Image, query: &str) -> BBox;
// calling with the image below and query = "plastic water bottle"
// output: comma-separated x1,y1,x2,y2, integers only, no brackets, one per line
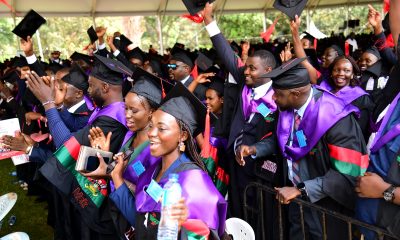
157,173,182,240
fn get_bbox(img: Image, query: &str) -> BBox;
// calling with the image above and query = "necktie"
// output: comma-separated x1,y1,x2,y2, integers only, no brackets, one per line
292,112,301,185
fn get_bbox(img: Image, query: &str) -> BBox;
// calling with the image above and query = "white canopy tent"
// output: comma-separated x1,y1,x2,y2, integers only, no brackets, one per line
0,0,381,17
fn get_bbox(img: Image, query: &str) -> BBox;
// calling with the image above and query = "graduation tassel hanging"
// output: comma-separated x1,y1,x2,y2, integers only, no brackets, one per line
200,109,211,158
345,42,350,57
181,14,204,23
160,78,166,99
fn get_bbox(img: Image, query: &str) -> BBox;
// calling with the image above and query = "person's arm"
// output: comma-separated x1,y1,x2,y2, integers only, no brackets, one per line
203,3,244,85
290,16,319,84
187,73,214,93
109,183,136,226
20,36,46,77
58,107,90,132
357,172,400,205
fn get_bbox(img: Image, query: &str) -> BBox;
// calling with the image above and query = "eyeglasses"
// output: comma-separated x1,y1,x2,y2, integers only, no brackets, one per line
167,64,184,70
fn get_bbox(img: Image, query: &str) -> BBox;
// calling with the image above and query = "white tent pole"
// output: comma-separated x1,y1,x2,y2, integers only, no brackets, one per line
157,14,164,54
35,30,45,61
262,11,267,32
306,8,310,30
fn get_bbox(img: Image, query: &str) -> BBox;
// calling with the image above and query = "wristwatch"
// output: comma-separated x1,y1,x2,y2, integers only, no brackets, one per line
383,185,397,202
296,182,309,200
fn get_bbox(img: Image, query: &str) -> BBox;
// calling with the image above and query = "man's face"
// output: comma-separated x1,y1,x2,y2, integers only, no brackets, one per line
272,88,295,111
129,58,143,68
168,60,189,82
88,76,105,107
243,56,270,87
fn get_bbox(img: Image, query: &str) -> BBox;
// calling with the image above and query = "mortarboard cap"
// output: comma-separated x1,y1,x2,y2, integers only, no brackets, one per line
273,0,308,20
1,70,19,83
160,82,217,135
330,44,344,56
207,76,225,96
61,63,89,92
171,48,194,69
261,58,310,90
70,51,94,66
12,10,46,41
182,0,215,16
301,32,315,43
118,35,133,52
365,46,381,60
12,57,28,68
47,62,64,74
195,52,213,71
87,26,98,44
131,67,174,104
126,47,145,63
90,54,133,85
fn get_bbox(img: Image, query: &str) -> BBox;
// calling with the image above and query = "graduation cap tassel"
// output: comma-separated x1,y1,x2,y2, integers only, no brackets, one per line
0,0,15,13
314,38,318,50
191,64,199,79
383,0,390,13
160,78,166,99
345,42,350,57
260,16,280,43
200,110,211,158
181,14,204,24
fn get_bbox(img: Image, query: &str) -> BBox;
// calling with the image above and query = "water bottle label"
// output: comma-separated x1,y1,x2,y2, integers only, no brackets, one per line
146,180,163,203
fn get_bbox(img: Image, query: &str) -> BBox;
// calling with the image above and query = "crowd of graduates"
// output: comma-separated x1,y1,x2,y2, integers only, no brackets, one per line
0,0,400,239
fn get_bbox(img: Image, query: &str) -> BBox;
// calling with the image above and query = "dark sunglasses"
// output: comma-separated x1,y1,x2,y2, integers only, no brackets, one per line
167,64,177,70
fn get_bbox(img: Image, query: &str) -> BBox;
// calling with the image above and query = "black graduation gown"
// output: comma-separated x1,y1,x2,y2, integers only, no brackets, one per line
351,94,375,143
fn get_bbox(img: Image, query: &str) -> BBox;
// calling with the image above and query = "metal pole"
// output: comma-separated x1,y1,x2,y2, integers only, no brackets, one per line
157,14,164,54
262,11,267,32
306,8,310,31
35,30,45,61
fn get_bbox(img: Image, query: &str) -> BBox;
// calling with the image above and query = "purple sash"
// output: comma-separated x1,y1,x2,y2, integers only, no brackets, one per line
241,85,277,120
319,80,368,105
370,92,400,152
277,87,359,161
135,162,227,236
87,101,126,126
83,95,95,111
122,139,159,185
209,127,228,150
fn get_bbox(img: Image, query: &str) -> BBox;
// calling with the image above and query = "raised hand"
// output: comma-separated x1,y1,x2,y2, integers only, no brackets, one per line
194,72,215,84
280,42,293,63
202,2,214,25
96,26,107,38
88,127,111,152
289,15,301,36
25,71,55,105
20,36,34,57
242,41,250,54
368,4,383,32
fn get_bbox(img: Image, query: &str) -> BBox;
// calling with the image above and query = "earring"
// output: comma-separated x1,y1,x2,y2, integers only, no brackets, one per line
179,141,186,152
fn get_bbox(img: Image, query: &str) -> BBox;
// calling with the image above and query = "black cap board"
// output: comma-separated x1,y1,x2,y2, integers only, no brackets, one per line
171,48,194,69
273,0,308,20
182,0,216,16
87,26,98,44
131,67,174,104
70,52,94,66
260,57,310,90
62,64,89,92
365,46,381,60
118,35,133,52
12,9,46,41
207,76,225,96
302,32,315,43
2,70,19,83
126,47,145,63
195,52,213,71
330,44,344,56
12,57,28,68
160,81,217,135
90,54,133,85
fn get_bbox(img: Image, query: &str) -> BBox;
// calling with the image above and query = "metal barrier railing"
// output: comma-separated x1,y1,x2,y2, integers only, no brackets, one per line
243,182,399,240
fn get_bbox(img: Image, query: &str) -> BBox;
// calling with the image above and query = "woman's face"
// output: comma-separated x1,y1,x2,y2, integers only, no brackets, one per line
331,58,353,89
125,92,152,132
321,47,338,68
148,110,183,158
358,52,379,72
205,89,223,114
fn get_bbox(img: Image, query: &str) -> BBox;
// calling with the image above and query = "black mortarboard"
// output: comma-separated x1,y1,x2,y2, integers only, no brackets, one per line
87,26,98,44
90,54,133,85
171,48,194,69
130,79,163,105
195,52,213,71
382,13,390,33
273,0,308,20
208,76,225,96
302,32,315,43
70,52,94,66
12,10,46,41
131,67,174,104
47,62,64,74
126,47,145,62
304,48,319,69
365,46,381,60
330,44,344,56
160,82,217,135
62,64,89,92
12,57,28,68
261,58,310,90
1,70,19,83
118,35,133,52
182,0,215,16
